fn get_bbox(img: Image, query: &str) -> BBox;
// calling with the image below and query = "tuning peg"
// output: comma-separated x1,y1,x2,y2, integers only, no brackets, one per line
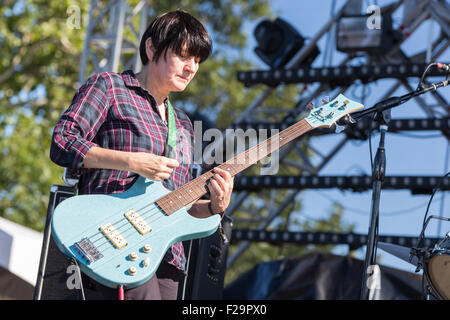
336,114,356,126
345,114,356,124
307,102,315,110
321,96,330,104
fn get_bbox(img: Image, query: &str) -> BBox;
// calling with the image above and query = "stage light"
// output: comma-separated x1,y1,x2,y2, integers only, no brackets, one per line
336,12,400,53
253,17,320,69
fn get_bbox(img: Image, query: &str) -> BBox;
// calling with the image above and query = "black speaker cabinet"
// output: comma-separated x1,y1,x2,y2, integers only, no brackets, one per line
179,215,233,300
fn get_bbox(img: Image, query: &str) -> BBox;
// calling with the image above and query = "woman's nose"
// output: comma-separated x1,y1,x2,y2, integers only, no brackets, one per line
185,57,198,72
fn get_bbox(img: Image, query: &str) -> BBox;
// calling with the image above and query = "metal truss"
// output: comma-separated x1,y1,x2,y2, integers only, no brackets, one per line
78,0,150,85
234,175,450,194
231,229,441,251
226,0,450,267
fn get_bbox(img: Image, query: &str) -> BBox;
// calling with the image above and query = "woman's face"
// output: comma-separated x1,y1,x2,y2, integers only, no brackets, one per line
151,44,200,94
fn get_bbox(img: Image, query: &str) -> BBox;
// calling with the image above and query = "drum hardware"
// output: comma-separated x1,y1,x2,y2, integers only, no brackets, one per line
409,247,430,273
378,215,450,300
422,232,450,300
411,215,450,300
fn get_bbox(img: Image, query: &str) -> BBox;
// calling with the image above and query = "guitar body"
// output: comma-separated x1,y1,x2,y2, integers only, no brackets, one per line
51,176,221,289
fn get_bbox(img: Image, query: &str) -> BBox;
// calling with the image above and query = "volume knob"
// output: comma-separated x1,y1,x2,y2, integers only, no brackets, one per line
128,266,137,276
129,252,138,260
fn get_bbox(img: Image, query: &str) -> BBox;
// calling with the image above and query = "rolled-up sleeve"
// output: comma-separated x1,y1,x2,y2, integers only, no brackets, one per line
50,73,110,173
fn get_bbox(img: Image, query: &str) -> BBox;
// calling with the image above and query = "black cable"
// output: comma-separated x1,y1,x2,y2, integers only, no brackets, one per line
368,113,376,170
367,113,380,267
417,62,440,91
416,171,450,249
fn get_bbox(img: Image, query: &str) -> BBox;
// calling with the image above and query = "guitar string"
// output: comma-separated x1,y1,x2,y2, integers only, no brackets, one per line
79,120,313,253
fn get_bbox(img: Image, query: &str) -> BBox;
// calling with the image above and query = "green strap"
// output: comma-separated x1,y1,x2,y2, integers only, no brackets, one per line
166,99,176,148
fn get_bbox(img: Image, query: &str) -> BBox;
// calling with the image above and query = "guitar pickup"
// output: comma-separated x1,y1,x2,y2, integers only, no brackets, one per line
124,209,152,235
100,223,128,249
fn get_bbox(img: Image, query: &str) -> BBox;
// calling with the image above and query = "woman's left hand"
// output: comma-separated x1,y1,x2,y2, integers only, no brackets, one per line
208,167,234,215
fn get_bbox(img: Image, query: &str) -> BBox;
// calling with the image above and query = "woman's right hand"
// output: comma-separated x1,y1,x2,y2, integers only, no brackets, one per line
83,147,179,181
128,152,179,181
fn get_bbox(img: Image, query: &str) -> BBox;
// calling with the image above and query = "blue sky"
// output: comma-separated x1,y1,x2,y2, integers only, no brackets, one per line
239,0,450,273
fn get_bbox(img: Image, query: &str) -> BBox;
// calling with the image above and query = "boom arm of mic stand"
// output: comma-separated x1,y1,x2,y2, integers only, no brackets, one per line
352,78,450,121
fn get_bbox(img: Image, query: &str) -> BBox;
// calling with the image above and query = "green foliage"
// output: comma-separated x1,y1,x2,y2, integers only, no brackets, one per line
0,0,88,230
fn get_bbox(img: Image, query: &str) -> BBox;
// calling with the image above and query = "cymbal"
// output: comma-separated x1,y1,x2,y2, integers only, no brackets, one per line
377,242,420,267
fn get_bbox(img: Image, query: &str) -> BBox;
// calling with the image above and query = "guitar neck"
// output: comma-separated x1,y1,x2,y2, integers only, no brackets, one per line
156,119,313,215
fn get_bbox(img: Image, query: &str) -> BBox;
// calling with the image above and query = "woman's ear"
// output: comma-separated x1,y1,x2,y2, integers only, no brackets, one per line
145,38,155,62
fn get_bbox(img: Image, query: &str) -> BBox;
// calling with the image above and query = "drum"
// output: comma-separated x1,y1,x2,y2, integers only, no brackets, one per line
425,233,450,300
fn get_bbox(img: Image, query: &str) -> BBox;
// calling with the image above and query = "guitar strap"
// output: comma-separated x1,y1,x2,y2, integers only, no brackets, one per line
163,99,177,191
166,99,177,152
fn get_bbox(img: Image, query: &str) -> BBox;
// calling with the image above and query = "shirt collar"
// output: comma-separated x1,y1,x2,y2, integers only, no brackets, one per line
121,69,170,108
121,70,140,88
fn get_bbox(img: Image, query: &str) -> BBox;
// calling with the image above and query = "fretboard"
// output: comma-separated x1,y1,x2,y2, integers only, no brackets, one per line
156,119,313,215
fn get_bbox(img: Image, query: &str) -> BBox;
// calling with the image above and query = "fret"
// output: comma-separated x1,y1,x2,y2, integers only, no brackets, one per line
179,186,197,203
159,195,172,213
188,182,204,196
198,183,209,194
183,176,208,198
173,188,187,204
155,198,168,215
227,164,243,176
174,191,187,208
166,192,182,210
181,184,197,201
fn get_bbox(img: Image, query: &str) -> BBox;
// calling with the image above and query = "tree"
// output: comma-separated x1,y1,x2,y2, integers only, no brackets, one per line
0,0,88,230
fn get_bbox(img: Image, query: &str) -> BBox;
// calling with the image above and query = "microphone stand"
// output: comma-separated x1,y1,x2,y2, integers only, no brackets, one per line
359,109,388,300
355,77,449,300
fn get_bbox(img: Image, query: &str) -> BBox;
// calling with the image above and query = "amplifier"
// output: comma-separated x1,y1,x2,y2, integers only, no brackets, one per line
179,215,233,300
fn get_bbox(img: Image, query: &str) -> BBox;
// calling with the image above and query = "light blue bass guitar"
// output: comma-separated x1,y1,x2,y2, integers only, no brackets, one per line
51,94,364,289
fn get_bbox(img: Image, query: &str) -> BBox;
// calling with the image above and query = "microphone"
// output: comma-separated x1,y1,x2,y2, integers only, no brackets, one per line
437,62,450,72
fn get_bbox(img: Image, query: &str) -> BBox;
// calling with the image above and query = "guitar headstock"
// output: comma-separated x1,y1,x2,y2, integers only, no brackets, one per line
304,94,364,129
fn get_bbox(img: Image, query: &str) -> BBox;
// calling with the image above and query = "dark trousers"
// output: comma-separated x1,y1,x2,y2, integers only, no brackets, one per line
82,262,183,300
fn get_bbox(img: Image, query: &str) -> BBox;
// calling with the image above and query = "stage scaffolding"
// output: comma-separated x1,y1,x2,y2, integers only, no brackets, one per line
73,0,450,269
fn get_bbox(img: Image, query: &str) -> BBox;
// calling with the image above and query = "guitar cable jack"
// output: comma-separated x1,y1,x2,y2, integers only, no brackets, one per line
118,285,124,300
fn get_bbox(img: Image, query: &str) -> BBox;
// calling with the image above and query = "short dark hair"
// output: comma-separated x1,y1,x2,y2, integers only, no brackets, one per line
139,10,212,65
